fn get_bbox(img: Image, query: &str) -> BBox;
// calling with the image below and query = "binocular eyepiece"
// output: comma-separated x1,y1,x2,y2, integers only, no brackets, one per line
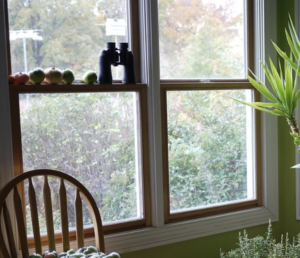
98,42,136,84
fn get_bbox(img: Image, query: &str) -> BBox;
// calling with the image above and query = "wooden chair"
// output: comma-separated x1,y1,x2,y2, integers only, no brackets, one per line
0,169,105,258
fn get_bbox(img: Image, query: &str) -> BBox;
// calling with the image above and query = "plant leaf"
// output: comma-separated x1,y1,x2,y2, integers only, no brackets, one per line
247,75,278,103
291,164,300,169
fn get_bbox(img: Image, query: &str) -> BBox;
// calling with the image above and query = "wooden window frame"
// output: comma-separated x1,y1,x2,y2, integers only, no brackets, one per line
160,0,262,223
4,0,150,243
9,83,152,238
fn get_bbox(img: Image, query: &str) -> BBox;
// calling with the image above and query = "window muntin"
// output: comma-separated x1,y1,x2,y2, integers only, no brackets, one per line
158,0,246,80
7,0,128,79
166,89,255,213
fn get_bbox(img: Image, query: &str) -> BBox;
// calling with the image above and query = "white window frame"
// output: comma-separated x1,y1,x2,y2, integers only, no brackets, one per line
0,0,278,254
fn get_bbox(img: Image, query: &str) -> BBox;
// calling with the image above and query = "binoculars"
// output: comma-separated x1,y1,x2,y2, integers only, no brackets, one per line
98,42,136,84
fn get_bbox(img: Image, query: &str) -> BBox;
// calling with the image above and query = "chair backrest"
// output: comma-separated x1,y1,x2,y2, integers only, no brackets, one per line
0,169,105,258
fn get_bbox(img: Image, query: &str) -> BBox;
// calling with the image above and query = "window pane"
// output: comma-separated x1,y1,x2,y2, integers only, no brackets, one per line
8,0,128,79
20,92,143,230
158,0,246,79
167,89,254,213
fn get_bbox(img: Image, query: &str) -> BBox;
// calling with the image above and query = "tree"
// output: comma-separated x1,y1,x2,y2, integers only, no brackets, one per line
158,0,244,78
8,0,127,77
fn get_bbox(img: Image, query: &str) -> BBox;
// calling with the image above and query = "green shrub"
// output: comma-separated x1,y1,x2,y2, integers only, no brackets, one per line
220,222,300,258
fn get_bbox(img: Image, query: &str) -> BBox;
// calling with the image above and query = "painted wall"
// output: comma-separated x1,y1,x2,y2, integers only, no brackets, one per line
121,1,297,257
276,0,300,238
0,1,298,257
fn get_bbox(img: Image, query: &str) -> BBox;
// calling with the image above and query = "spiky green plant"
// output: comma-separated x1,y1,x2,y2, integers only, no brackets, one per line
232,16,300,168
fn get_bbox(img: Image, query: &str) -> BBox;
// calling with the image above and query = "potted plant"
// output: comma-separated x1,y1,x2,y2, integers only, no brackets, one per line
220,221,300,257
232,15,300,168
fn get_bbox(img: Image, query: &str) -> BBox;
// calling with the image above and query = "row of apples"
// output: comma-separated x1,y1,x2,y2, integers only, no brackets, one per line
9,67,98,85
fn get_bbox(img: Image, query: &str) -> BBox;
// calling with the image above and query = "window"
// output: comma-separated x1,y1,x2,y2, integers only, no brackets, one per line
158,0,261,222
6,0,150,237
0,0,279,254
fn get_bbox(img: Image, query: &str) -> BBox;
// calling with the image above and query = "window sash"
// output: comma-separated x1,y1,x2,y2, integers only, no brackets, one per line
158,0,254,82
9,83,152,237
161,82,262,223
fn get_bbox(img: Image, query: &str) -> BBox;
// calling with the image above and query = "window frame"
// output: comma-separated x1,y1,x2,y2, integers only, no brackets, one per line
159,0,262,223
4,0,151,239
9,83,152,236
161,83,262,223
0,0,279,255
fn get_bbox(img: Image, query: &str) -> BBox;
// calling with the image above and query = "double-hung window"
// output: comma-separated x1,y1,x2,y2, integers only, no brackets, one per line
6,0,151,241
1,0,279,253
158,0,262,223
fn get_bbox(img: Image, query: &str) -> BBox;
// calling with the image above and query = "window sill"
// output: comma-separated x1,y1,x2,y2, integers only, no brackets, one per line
101,206,277,253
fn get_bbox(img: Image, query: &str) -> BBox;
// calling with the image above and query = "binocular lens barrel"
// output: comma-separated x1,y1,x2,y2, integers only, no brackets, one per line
106,42,116,50
119,42,128,51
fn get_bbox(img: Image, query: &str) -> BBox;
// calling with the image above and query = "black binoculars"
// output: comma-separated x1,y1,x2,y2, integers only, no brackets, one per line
98,42,136,84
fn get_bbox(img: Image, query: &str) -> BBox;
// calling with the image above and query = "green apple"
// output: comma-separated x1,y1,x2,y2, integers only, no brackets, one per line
67,249,76,255
29,68,45,85
83,71,97,84
62,69,75,84
89,252,106,258
83,246,98,255
29,253,43,258
104,252,121,258
68,253,85,258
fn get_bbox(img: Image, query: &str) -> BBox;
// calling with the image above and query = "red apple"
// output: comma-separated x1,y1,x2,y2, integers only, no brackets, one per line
8,75,15,84
44,66,63,84
14,72,29,85
43,250,58,258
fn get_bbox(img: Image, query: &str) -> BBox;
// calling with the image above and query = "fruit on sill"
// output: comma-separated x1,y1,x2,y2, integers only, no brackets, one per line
44,66,63,84
8,74,15,84
62,69,75,84
29,68,45,85
14,72,29,85
83,71,97,84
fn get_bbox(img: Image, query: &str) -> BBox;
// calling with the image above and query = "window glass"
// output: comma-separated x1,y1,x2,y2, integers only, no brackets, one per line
7,0,128,79
166,89,254,213
19,92,143,229
158,0,246,79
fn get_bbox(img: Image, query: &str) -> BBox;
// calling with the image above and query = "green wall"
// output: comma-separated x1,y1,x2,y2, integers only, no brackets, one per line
277,0,300,238
122,1,299,257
